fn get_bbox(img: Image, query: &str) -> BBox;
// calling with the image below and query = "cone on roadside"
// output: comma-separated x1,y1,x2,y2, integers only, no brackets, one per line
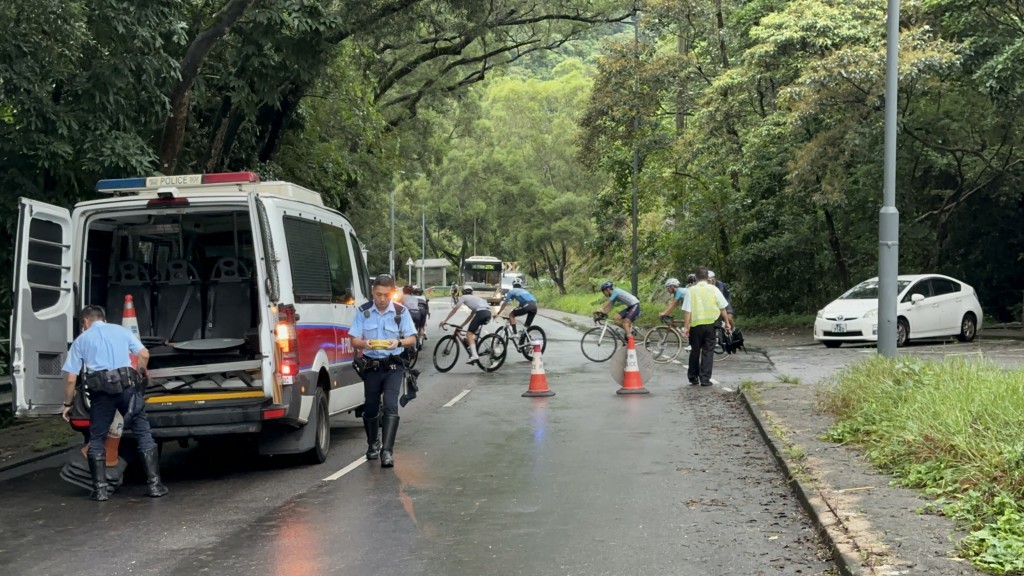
617,335,649,395
522,340,555,397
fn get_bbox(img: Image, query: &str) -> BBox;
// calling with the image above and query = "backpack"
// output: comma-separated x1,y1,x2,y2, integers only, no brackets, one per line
724,328,745,354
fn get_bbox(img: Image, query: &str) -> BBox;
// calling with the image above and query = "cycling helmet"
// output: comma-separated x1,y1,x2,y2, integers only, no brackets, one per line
600,281,614,291
462,285,474,294
665,277,680,289
402,285,413,294
512,281,523,289
412,286,423,296
686,273,697,285
708,270,716,279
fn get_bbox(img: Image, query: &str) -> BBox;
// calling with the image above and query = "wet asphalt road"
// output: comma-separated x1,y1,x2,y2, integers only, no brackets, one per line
0,303,836,576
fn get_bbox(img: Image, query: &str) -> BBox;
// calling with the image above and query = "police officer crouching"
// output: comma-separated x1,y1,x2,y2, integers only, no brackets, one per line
61,305,168,501
350,275,418,468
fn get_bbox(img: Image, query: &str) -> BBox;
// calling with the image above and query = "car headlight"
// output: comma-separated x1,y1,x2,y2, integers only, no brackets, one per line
816,310,823,319
863,308,877,319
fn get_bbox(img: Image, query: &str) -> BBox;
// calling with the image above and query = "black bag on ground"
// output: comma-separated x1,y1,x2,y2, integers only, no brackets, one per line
725,328,745,354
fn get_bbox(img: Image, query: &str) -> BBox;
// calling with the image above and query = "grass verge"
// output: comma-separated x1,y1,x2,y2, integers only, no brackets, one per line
819,355,1024,574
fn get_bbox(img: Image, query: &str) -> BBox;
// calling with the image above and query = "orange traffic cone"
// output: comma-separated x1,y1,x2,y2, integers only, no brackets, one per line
522,340,555,397
617,335,649,395
122,294,141,346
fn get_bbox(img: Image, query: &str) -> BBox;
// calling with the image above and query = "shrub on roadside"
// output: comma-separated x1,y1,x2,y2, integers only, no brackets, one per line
819,356,1024,574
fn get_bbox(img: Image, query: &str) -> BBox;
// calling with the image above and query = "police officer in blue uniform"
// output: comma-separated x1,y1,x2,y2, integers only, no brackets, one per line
60,305,168,501
350,275,417,468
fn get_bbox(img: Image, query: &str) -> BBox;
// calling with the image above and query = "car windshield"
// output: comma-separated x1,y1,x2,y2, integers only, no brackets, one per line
840,279,912,299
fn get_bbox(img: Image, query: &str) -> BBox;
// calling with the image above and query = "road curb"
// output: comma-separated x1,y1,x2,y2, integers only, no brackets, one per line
0,444,76,474
739,388,866,576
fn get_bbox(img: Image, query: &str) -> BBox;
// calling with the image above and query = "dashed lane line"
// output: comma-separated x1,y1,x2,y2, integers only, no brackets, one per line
444,389,471,407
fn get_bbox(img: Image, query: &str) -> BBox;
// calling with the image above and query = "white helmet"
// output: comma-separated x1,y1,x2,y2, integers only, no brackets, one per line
708,270,716,279
664,277,680,289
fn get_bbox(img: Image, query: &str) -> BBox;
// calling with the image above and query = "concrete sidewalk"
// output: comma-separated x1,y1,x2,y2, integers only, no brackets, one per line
538,307,1009,576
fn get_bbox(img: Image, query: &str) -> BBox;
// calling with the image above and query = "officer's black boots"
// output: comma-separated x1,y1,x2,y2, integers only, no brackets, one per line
87,454,111,501
380,414,400,468
140,448,169,497
363,415,381,460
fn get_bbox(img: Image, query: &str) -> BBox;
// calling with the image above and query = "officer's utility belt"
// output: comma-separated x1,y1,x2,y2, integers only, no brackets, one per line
83,367,137,395
353,356,401,377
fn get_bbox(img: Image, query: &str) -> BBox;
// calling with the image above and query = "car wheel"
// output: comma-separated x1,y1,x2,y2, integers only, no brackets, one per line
896,318,909,347
956,313,977,342
822,341,842,349
305,387,330,464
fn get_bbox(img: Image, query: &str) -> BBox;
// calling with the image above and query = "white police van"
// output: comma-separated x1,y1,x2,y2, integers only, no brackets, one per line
10,172,373,462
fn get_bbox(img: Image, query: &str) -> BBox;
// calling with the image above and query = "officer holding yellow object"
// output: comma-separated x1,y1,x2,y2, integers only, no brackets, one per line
350,275,417,468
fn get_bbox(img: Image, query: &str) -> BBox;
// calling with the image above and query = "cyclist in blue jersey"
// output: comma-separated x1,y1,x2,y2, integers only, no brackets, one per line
658,277,688,319
596,280,641,336
496,281,538,337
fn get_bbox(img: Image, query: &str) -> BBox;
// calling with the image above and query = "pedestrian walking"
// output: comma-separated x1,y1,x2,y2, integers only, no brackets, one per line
682,267,732,387
61,305,168,501
350,274,418,468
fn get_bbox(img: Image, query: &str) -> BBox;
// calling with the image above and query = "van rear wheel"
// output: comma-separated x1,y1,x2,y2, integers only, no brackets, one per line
305,388,329,464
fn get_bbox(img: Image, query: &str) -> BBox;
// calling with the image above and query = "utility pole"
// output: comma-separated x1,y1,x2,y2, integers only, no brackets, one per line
389,186,395,277
630,1,641,296
878,0,901,357
421,211,426,287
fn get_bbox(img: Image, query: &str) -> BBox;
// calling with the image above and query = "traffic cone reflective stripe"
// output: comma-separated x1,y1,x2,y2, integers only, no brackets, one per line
522,340,555,397
617,335,650,395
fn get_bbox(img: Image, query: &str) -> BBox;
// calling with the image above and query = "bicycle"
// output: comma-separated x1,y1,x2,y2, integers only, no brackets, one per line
488,317,548,370
580,311,642,363
644,316,685,363
432,323,502,373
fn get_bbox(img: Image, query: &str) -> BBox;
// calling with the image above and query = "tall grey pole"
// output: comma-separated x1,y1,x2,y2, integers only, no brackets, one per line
389,187,395,277
878,0,901,357
421,211,426,287
630,2,640,296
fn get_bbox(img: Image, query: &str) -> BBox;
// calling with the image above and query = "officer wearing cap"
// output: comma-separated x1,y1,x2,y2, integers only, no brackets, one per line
61,305,167,501
350,274,417,468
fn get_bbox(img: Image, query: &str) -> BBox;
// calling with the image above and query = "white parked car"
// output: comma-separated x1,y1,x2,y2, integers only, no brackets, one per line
814,274,983,348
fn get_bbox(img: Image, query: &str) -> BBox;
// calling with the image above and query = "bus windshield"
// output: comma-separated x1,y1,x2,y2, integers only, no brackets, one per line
462,256,502,287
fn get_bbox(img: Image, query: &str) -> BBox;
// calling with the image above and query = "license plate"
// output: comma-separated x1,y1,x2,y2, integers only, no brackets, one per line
833,322,847,333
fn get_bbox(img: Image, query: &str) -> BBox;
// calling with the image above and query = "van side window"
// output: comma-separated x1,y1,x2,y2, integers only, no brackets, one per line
322,224,355,304
283,216,332,302
350,231,370,298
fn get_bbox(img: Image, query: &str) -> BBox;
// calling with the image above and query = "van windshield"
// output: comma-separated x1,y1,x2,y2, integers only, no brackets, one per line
840,279,912,299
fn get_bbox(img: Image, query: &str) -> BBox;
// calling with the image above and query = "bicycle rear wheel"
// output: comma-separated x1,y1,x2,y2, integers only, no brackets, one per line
644,326,682,363
432,335,460,372
581,326,619,362
713,326,728,358
520,326,547,361
477,334,505,372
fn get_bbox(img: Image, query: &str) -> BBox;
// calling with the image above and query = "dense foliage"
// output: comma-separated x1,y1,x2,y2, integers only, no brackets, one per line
3,0,1023,369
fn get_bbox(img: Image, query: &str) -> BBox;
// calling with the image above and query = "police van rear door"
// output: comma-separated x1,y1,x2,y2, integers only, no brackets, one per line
10,199,75,416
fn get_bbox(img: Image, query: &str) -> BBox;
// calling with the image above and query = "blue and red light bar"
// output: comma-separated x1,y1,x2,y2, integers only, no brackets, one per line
96,171,259,192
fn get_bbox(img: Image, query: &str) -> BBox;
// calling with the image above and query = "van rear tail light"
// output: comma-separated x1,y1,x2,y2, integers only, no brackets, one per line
69,418,91,428
276,304,299,381
262,408,287,420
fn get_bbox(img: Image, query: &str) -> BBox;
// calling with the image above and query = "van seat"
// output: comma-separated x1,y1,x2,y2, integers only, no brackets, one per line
154,259,203,342
106,261,153,336
205,257,253,339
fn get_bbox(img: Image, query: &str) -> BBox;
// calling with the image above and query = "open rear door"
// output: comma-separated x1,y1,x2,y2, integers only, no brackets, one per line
10,199,74,416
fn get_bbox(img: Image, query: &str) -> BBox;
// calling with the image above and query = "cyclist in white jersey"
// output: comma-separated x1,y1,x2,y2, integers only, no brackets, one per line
439,286,492,364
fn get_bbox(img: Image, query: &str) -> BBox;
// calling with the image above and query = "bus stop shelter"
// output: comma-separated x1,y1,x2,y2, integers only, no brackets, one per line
407,257,452,288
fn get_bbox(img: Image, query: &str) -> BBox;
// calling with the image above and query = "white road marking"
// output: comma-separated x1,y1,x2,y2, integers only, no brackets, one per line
323,457,368,481
444,389,471,407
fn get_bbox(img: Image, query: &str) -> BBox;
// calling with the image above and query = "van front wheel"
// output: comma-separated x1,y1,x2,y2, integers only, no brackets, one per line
305,388,330,464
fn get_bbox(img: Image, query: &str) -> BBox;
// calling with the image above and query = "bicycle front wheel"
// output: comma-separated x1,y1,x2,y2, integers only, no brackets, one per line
477,334,505,372
581,326,619,362
520,326,547,361
644,326,682,363
433,335,460,372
